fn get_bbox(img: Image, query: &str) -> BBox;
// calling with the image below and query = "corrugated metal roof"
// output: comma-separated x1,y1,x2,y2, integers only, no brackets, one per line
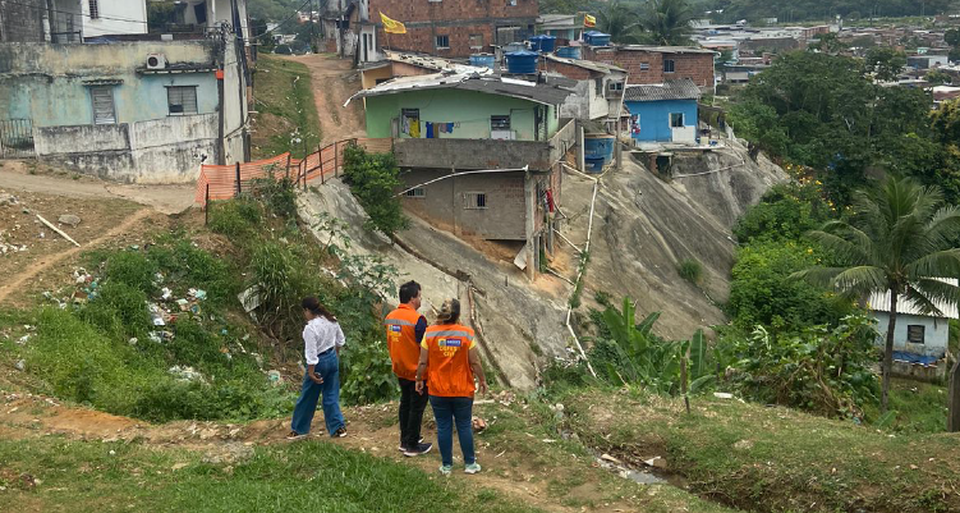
544,54,626,74
346,72,573,106
867,278,960,319
620,45,717,55
623,79,702,102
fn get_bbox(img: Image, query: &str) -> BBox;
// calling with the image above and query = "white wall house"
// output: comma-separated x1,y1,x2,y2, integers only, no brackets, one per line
80,0,148,38
868,281,959,358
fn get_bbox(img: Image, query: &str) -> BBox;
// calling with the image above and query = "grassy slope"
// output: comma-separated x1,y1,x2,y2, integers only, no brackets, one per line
0,437,536,513
563,388,960,513
251,55,322,160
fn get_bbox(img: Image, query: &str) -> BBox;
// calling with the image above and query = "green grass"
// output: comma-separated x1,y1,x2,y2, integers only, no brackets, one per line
563,387,960,513
0,437,539,513
252,55,321,159
863,378,948,434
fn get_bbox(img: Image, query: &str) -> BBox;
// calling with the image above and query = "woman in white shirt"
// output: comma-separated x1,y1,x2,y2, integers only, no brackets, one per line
287,297,347,439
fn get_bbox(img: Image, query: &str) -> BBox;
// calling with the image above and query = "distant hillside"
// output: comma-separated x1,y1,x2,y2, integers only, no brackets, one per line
703,0,954,22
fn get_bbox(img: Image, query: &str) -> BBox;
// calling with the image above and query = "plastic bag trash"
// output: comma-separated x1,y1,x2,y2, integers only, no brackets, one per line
267,370,281,383
161,287,173,300
713,392,734,400
14,359,25,371
17,335,30,345
168,365,205,383
148,332,163,343
128,337,138,346
193,289,207,301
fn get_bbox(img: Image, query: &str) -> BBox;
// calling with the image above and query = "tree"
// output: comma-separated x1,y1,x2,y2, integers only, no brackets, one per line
795,177,960,412
863,46,906,82
637,0,695,46
808,33,846,55
598,1,643,44
926,69,953,86
946,28,960,48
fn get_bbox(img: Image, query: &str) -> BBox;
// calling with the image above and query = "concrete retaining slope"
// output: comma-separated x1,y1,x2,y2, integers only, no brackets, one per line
562,140,787,341
298,179,571,390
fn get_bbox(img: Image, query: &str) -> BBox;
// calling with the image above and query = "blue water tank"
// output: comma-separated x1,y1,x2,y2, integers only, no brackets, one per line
585,156,606,173
505,50,538,74
529,35,557,53
585,31,611,46
584,135,616,160
556,46,581,59
469,53,495,69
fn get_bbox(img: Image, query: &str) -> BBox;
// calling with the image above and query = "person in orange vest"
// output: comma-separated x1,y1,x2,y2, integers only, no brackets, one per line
416,298,488,475
384,281,432,456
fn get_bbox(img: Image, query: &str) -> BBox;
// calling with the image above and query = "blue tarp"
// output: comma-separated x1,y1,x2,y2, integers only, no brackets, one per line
892,351,941,366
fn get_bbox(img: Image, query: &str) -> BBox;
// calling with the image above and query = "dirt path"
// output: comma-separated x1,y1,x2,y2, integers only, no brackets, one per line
0,162,194,215
0,388,630,513
282,54,367,146
0,208,152,305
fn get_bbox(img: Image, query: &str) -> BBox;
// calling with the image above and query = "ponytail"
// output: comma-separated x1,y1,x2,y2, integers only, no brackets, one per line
301,296,337,322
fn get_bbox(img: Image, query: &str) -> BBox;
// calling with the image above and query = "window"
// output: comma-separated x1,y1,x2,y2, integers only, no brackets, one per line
663,59,676,73
465,192,487,209
167,86,198,115
670,112,684,128
608,81,623,92
469,34,484,49
491,115,510,130
88,0,99,20
435,35,450,50
595,78,603,95
507,0,517,5
907,325,926,344
404,187,426,198
90,86,115,125
639,62,650,71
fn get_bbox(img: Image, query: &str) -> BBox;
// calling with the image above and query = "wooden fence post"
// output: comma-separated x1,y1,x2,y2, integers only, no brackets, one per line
235,162,241,196
285,153,291,179
334,141,339,178
204,184,210,225
948,357,960,431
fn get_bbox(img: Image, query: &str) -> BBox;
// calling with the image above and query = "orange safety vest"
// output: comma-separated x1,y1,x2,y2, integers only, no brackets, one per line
384,304,425,381
421,323,476,397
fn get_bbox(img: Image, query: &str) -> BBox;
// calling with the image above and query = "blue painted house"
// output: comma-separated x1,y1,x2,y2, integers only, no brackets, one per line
623,79,701,144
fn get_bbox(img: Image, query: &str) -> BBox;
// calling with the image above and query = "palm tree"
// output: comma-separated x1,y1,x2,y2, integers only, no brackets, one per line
638,0,696,46
794,177,960,412
598,1,643,45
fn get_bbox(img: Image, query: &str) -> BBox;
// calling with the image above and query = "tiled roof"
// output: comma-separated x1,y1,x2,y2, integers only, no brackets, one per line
623,79,702,102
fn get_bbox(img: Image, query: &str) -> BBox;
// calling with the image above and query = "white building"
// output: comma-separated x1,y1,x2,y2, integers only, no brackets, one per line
868,280,959,359
79,0,148,38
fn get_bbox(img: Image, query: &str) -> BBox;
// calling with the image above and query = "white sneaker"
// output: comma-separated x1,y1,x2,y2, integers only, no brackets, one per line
464,462,482,474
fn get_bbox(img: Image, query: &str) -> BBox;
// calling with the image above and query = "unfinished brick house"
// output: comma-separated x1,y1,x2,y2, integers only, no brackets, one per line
323,0,538,61
582,45,716,92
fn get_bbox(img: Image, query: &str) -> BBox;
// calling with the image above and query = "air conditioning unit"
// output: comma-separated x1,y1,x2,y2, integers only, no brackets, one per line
146,53,167,70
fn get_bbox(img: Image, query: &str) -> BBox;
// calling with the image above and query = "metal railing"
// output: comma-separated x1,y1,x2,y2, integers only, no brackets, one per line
0,119,36,159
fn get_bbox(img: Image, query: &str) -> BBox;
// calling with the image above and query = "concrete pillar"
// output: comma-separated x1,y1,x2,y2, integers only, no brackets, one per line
578,122,585,172
524,171,536,281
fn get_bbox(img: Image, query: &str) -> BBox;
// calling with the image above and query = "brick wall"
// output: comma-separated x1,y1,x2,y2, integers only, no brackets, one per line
541,59,597,81
0,0,45,42
369,0,538,56
583,47,714,89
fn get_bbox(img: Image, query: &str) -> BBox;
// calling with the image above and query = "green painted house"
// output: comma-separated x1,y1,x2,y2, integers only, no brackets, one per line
347,72,578,277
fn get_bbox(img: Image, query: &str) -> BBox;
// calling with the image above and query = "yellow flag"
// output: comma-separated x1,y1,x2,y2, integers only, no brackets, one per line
583,14,596,28
380,12,407,34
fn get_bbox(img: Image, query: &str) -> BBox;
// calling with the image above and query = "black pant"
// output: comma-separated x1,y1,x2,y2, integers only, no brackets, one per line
398,377,429,449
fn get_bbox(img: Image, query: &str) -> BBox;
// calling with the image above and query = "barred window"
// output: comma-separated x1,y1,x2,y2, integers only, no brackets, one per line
167,86,198,115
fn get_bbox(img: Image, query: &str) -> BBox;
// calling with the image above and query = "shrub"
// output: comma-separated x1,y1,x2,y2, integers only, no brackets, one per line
250,176,298,219
728,240,854,331
208,198,262,238
80,281,152,340
677,258,703,284
341,143,408,235
722,315,880,419
733,182,832,245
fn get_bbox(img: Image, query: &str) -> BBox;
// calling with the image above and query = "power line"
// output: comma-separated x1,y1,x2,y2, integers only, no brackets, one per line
5,0,151,26
248,0,316,42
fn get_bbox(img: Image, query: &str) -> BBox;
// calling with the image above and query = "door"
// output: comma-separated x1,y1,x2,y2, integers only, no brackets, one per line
91,86,116,125
0,119,35,159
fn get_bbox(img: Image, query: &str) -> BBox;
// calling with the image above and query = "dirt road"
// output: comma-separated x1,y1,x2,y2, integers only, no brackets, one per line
283,54,367,146
0,162,194,215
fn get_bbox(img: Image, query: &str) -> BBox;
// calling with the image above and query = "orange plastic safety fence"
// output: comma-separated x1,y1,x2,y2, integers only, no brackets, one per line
194,153,291,206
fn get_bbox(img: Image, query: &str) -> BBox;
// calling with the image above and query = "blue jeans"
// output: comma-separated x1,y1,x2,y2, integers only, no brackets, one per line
291,350,345,436
429,396,475,466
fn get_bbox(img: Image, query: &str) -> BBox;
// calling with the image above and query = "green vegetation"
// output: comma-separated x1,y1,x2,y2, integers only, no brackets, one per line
341,143,409,236
0,437,538,513
795,177,960,412
5,178,399,423
252,55,321,159
596,0,695,45
704,0,952,23
677,257,703,285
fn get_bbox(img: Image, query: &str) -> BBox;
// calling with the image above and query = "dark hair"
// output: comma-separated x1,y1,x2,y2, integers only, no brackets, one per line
399,280,421,304
435,298,460,325
302,296,337,322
